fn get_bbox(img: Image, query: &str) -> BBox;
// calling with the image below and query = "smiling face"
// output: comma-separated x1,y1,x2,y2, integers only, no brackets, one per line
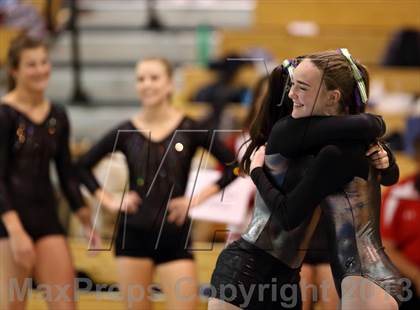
12,46,51,94
289,58,341,118
135,59,173,107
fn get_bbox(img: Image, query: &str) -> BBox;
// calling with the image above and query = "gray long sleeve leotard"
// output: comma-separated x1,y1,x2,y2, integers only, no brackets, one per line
242,114,388,267
246,115,402,303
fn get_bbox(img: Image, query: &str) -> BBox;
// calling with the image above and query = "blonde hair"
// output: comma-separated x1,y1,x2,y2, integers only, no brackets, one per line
139,57,173,79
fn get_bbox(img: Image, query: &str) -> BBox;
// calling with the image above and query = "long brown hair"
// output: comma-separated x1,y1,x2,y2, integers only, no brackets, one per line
240,65,293,174
243,76,269,130
7,35,48,91
304,50,369,114
239,50,370,174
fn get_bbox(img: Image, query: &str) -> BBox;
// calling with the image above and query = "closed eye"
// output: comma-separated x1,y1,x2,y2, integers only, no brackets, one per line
290,81,307,91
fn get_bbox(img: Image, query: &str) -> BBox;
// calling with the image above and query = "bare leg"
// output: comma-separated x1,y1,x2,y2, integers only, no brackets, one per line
341,276,398,310
157,259,198,310
33,235,76,310
300,264,315,310
314,264,339,310
0,239,31,310
116,257,155,310
208,297,242,310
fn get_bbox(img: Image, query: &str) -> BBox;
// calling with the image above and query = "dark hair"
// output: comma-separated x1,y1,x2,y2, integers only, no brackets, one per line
304,50,370,114
240,65,293,174
7,35,48,91
140,57,174,79
243,76,269,130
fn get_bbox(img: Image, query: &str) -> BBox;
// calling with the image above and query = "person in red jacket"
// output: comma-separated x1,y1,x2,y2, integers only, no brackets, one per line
381,134,420,310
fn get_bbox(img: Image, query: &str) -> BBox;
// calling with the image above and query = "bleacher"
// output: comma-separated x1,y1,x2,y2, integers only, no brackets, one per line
222,0,420,63
220,0,420,92
0,1,62,62
0,27,20,65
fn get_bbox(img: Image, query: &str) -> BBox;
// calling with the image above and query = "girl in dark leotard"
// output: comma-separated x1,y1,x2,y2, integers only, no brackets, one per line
249,51,402,309
77,57,236,310
0,36,98,310
208,57,398,309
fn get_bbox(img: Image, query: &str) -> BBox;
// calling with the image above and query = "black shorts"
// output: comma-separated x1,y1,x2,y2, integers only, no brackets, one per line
114,224,193,264
303,249,330,265
0,210,65,242
303,213,330,265
210,238,302,310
